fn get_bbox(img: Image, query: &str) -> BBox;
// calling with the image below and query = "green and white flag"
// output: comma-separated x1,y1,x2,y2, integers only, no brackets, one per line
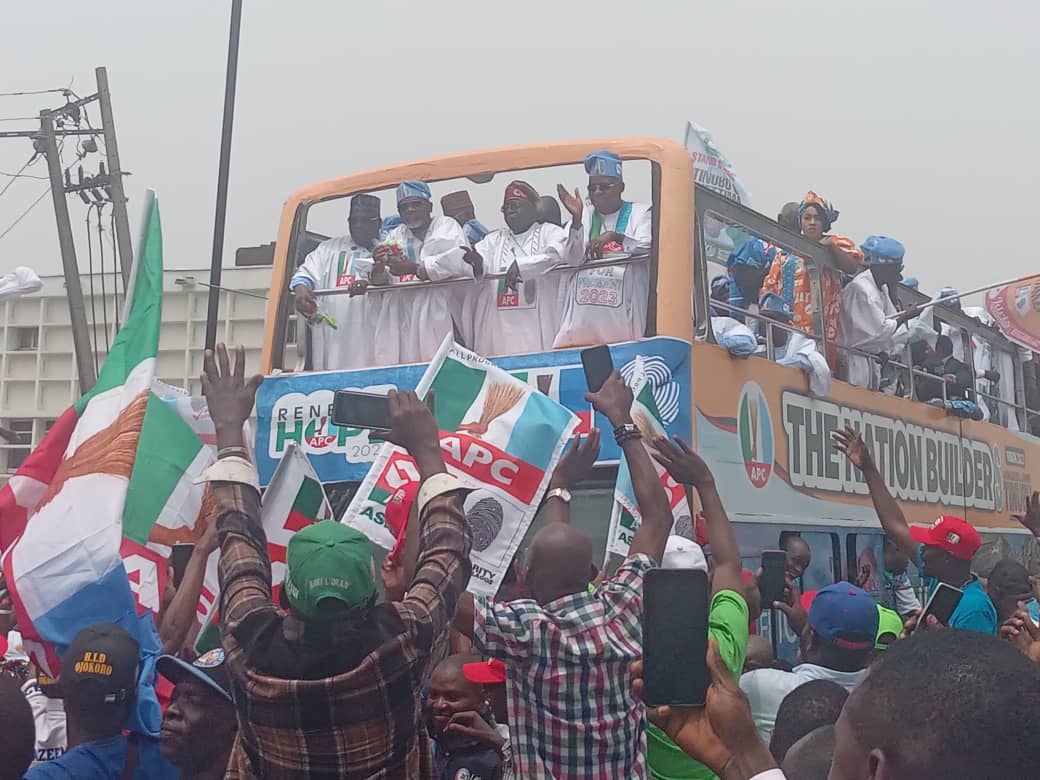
343,336,578,597
605,357,693,561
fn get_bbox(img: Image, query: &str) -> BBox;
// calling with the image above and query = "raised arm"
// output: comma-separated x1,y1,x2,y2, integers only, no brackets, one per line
833,425,917,557
544,430,601,525
651,436,742,597
587,371,671,563
159,522,219,655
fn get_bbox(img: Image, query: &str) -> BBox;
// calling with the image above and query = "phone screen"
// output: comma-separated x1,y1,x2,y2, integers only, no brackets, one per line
759,550,787,607
642,568,710,707
915,582,964,633
331,390,392,432
581,345,614,393
170,545,194,588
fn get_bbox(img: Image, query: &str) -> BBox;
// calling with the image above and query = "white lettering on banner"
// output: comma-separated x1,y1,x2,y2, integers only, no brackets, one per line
781,391,1004,512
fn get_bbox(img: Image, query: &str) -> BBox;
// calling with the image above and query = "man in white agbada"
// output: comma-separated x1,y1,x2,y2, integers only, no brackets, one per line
553,150,653,348
290,194,384,370
840,236,919,389
375,180,474,363
758,292,832,396
460,180,581,356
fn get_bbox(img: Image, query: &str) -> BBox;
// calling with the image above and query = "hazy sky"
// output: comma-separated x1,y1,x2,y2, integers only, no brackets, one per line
1,0,1037,302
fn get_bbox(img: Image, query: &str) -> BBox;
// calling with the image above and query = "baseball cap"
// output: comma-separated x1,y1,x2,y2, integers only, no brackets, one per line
157,648,232,702
807,582,879,651
283,520,376,618
61,623,140,706
662,535,708,573
462,659,506,685
875,605,904,649
909,515,981,561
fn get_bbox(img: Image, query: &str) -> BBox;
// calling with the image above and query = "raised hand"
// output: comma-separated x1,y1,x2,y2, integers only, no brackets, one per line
1012,491,1040,539
461,246,484,278
584,370,634,429
557,184,584,229
550,429,601,490
384,390,444,477
201,344,263,440
771,574,808,635
999,606,1040,664
832,425,874,472
651,435,714,489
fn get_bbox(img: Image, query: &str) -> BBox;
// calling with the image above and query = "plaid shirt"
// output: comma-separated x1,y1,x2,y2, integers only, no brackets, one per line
474,554,654,779
213,480,471,779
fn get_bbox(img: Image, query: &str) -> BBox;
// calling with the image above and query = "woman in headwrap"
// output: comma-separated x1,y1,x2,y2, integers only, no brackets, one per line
761,191,865,373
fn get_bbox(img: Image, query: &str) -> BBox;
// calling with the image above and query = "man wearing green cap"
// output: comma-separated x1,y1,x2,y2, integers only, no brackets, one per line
198,343,472,778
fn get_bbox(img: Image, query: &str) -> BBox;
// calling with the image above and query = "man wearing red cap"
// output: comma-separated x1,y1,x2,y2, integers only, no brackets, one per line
834,426,997,634
460,180,580,356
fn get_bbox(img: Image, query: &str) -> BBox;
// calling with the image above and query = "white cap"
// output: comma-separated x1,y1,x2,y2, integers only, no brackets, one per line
662,535,708,572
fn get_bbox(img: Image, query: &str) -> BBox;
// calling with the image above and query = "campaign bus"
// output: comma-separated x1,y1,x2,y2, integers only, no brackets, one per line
257,138,1040,657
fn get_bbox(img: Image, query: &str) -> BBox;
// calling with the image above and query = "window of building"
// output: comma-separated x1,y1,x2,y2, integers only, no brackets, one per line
10,326,39,351
2,419,34,471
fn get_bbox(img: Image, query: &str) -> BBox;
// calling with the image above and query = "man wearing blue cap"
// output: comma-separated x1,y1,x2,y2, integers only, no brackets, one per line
460,180,581,356
740,582,879,741
840,236,920,388
290,193,386,370
758,292,832,396
553,150,653,348
376,180,473,362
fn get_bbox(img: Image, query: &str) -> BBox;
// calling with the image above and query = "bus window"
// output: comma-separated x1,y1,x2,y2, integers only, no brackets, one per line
289,160,654,371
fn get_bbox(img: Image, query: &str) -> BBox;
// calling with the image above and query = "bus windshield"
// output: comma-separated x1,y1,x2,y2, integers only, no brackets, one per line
287,158,655,372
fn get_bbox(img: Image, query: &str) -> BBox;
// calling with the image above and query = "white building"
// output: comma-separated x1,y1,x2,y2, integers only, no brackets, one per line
0,265,296,478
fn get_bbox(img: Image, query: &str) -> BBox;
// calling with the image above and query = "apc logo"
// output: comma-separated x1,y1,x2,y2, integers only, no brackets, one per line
737,382,774,489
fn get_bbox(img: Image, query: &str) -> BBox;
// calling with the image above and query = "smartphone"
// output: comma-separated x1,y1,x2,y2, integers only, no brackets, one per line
581,345,614,393
642,567,710,707
914,582,964,633
759,550,787,607
331,390,392,432
169,544,194,588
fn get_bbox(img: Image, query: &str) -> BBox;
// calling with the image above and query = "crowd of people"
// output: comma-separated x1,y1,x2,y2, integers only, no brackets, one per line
2,343,1040,779
710,192,1040,430
291,150,652,369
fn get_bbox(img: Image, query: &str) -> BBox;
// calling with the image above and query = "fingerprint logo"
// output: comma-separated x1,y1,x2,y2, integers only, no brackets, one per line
466,495,505,552
619,356,680,424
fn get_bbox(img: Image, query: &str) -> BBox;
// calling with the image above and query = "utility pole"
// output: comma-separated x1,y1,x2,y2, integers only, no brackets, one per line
95,66,134,290
39,112,97,392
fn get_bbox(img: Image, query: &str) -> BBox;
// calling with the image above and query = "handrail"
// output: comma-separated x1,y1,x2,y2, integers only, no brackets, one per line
309,253,650,297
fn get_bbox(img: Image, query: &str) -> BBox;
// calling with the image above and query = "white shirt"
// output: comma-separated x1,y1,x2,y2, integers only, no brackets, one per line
462,221,578,356
740,664,864,742
840,270,910,389
383,216,473,364
554,201,653,348
773,331,833,397
22,679,67,765
711,315,757,357
291,235,386,370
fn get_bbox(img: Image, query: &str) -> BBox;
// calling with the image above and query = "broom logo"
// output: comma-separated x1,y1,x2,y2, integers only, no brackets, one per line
457,383,524,437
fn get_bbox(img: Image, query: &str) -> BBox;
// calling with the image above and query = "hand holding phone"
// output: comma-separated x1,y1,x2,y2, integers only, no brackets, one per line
332,390,393,432
642,568,710,707
912,582,964,634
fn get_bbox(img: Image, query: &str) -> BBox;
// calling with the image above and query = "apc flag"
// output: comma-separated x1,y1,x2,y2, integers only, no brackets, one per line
605,357,693,561
1,196,214,737
985,274,1040,353
343,336,578,597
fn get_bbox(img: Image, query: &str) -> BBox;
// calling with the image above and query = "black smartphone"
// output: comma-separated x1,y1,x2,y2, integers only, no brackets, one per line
642,567,710,707
170,544,194,588
331,390,392,432
914,582,964,633
581,345,614,393
759,550,787,607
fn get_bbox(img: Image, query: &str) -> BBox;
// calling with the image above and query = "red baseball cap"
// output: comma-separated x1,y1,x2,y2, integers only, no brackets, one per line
909,515,981,561
462,658,506,685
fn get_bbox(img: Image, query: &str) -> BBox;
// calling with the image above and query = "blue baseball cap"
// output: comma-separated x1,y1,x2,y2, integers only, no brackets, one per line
808,581,879,650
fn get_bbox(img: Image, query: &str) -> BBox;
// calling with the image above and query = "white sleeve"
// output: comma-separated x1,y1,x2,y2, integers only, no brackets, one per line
626,206,653,252
843,286,901,353
514,224,573,278
420,218,473,281
290,244,331,290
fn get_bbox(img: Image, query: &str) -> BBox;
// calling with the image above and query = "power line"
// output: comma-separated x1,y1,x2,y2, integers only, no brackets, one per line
0,158,34,200
0,88,71,98
0,170,47,181
0,187,50,241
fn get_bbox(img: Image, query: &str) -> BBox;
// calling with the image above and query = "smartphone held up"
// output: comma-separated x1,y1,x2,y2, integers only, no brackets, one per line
641,567,710,707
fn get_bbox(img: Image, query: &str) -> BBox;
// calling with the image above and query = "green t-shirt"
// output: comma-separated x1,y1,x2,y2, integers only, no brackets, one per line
646,589,750,780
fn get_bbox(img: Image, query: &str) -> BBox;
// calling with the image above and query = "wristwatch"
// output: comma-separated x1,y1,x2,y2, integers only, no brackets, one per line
546,487,572,504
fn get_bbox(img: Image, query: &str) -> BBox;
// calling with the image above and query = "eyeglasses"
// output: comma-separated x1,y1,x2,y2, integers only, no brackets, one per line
588,181,619,194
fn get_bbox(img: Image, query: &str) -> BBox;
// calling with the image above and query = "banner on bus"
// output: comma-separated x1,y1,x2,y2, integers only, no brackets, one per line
341,337,578,597
254,337,692,488
985,274,1040,353
683,121,751,206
